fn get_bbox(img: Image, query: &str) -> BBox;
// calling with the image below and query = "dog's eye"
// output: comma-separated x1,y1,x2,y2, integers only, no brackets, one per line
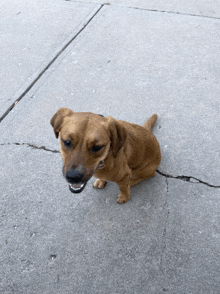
92,145,104,153
63,140,72,148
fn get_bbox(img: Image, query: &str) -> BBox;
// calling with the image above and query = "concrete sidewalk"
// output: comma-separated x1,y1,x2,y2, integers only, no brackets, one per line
0,0,220,293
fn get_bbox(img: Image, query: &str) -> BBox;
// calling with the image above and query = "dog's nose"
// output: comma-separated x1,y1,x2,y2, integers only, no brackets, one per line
66,169,84,183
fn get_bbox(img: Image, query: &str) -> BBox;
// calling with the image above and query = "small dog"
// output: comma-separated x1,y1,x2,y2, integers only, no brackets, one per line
50,108,161,203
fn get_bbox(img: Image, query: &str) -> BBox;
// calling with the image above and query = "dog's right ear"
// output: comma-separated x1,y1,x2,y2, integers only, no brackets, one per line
108,117,127,158
50,108,74,138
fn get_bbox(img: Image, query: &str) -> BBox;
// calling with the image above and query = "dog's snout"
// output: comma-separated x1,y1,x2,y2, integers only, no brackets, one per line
66,169,84,183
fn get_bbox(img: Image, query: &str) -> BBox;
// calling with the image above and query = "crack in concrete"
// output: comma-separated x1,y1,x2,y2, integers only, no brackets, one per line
1,142,219,188
156,170,220,188
159,173,170,275
1,1,218,125
0,143,60,154
165,176,169,193
160,197,170,275
0,4,104,124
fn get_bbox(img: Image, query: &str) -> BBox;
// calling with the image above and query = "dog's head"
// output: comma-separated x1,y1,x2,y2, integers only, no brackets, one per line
50,108,127,193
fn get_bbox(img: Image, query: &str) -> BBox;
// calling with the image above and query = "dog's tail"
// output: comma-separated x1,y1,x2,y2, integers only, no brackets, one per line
143,114,158,132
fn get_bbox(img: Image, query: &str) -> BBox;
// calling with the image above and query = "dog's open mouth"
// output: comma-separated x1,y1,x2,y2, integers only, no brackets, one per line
67,161,104,194
69,182,87,194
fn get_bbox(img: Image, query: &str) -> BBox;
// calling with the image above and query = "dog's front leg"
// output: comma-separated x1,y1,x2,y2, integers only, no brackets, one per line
116,173,131,204
93,179,107,189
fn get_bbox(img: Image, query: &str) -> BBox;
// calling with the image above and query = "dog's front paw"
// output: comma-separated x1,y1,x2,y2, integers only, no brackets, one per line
117,192,130,204
93,179,107,189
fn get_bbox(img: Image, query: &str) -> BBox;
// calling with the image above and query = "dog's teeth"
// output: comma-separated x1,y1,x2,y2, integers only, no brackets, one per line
68,182,87,194
69,183,84,190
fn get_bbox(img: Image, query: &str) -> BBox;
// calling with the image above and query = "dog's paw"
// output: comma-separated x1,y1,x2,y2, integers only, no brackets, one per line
117,192,130,204
93,179,107,189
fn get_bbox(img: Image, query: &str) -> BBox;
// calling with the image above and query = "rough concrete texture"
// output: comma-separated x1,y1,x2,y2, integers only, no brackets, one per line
0,0,100,117
0,1,220,293
2,5,220,183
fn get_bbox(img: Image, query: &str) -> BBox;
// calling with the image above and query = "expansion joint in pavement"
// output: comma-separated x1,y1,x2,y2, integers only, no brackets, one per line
129,7,220,20
0,4,105,124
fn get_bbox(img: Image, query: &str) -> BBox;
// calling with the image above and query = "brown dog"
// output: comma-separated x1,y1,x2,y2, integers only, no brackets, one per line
50,108,161,203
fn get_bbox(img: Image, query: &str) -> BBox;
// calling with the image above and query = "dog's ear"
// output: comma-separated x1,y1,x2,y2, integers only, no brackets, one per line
108,117,127,158
50,108,74,138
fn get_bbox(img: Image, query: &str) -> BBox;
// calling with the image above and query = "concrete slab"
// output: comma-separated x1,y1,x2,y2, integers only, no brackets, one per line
1,3,220,293
73,0,220,18
1,6,219,186
161,178,220,293
0,144,219,293
0,0,101,118
0,144,167,293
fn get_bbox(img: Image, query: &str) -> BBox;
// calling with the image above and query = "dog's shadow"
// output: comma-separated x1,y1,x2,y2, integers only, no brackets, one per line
91,173,165,211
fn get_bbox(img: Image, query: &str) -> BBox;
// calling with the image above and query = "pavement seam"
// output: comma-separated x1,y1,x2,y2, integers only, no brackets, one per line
1,142,220,188
67,1,220,20
128,6,220,20
0,4,104,124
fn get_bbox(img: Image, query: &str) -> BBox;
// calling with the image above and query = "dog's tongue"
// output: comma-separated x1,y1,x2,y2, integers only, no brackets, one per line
69,183,86,193
71,184,83,189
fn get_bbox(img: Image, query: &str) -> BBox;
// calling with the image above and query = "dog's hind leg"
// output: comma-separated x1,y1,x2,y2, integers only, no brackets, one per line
130,171,156,188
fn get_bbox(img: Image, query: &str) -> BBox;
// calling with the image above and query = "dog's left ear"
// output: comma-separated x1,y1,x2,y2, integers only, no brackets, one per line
50,108,74,138
108,117,127,158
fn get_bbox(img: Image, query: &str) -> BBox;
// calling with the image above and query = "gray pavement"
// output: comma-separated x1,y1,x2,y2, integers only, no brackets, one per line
0,0,100,118
0,1,220,293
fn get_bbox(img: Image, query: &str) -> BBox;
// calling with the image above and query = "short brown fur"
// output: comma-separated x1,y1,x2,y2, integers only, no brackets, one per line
50,108,161,203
